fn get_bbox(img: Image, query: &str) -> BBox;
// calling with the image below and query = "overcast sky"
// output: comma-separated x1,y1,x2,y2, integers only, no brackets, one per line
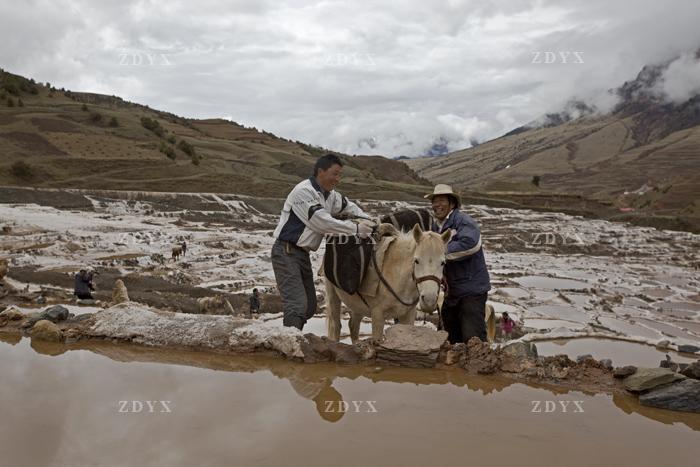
2,0,700,157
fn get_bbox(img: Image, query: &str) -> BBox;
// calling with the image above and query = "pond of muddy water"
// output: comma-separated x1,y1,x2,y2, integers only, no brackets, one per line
1,333,698,467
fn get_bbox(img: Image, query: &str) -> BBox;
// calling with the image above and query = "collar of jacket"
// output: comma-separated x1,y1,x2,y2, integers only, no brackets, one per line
308,176,331,200
435,208,457,232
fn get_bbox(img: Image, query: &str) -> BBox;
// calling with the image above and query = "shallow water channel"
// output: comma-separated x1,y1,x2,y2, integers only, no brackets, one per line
1,332,698,467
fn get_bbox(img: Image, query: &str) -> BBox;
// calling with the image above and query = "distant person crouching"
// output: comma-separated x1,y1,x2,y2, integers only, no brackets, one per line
74,268,97,300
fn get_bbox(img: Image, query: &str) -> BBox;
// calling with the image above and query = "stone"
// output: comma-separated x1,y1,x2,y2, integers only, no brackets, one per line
599,359,613,370
655,340,671,350
463,337,502,374
639,379,700,413
502,341,538,360
677,344,700,354
112,279,130,304
30,320,64,342
576,354,593,363
301,334,362,364
0,307,25,321
43,305,70,322
613,365,637,378
301,333,332,363
623,367,685,392
333,342,361,364
25,305,70,328
444,349,461,366
680,360,700,380
87,303,306,358
376,324,448,368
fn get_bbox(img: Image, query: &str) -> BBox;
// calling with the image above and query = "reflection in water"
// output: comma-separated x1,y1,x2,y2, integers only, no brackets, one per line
0,331,21,346
1,333,699,467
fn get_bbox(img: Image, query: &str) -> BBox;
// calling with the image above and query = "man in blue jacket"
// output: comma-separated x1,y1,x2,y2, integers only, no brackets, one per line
427,184,491,343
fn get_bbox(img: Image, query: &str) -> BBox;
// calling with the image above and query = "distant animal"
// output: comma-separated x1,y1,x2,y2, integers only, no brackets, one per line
112,279,130,304
171,245,183,261
197,295,235,315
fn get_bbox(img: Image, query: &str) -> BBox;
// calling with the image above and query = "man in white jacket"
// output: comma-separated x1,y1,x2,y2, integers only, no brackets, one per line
271,154,374,330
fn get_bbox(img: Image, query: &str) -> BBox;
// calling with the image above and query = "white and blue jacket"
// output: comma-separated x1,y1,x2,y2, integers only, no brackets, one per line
432,209,491,299
273,177,370,251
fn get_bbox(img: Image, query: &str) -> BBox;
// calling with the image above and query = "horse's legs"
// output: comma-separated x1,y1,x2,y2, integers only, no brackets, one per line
397,306,417,325
349,311,362,344
325,279,342,342
371,307,384,343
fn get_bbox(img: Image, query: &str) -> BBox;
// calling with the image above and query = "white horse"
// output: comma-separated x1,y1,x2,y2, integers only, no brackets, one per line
326,224,451,343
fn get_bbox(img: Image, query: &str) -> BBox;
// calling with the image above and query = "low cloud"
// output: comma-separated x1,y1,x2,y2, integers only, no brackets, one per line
1,0,700,157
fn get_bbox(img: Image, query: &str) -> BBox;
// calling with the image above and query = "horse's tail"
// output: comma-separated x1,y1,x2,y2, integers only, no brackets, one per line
325,278,342,342
485,303,496,343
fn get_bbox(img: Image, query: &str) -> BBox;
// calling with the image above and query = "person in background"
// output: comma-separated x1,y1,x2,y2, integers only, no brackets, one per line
501,311,515,341
74,267,97,300
249,288,261,317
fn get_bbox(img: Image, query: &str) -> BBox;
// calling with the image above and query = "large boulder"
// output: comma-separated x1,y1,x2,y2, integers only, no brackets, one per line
680,360,700,380
25,305,70,327
376,324,448,368
623,367,685,392
86,303,306,358
639,379,700,413
30,320,64,342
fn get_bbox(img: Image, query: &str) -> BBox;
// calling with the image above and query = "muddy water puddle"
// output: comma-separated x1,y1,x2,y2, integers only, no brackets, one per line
1,334,699,467
535,337,697,367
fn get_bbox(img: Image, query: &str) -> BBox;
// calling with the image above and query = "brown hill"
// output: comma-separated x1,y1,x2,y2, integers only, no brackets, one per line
408,55,700,232
0,69,429,200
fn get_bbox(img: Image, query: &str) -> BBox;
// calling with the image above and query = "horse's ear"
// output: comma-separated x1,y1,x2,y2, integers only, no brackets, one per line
441,230,451,244
412,223,422,243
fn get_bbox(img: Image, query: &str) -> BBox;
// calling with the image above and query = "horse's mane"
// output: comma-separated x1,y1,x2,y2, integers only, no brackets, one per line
382,226,441,248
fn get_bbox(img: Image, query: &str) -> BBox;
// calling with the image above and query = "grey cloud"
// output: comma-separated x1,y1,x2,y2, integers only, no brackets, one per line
1,0,699,157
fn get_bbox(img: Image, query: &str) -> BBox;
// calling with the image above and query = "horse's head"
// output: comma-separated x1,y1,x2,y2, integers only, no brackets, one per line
411,224,450,312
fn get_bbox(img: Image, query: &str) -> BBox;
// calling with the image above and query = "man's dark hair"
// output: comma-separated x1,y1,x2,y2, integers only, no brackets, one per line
314,153,343,176
253,288,258,293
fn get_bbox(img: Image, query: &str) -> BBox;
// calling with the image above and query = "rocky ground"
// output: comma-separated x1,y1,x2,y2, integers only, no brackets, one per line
1,186,700,412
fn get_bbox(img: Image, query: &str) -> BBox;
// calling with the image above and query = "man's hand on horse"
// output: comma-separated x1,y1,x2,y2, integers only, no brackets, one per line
356,219,376,239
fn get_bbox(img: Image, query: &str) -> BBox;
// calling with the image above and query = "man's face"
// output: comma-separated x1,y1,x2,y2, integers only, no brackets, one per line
317,164,343,192
431,195,453,220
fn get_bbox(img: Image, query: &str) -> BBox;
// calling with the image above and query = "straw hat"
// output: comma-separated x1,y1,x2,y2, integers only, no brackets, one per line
424,184,462,207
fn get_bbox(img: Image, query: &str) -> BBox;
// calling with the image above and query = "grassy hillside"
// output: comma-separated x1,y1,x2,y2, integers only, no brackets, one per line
0,68,429,200
408,61,700,232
